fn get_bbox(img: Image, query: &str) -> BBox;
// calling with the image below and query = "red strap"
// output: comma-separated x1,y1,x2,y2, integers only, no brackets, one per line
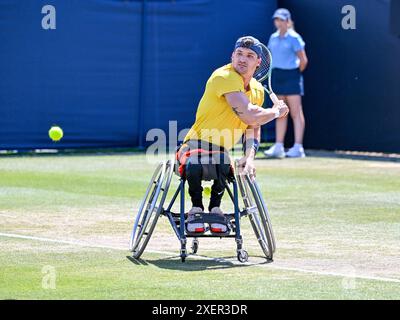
177,148,223,166
177,148,222,178
175,145,233,178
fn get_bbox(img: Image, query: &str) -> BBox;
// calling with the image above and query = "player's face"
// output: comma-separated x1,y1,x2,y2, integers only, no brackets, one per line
231,47,261,77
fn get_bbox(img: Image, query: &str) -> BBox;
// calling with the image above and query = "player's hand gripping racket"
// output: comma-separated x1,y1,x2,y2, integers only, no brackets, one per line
253,43,280,106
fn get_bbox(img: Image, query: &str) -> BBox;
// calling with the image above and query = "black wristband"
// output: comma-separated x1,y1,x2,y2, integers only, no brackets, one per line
242,138,260,154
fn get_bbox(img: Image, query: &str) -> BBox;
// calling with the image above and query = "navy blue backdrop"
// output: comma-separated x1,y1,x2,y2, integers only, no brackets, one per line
279,0,400,153
0,0,277,150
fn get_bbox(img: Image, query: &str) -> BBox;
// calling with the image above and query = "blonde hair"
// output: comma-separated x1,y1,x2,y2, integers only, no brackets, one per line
287,19,295,30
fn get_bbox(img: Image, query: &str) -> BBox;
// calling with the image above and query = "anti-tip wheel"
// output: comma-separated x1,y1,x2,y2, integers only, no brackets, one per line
237,250,249,263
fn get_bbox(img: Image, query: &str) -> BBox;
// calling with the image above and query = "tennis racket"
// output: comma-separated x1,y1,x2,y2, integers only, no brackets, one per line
253,43,280,105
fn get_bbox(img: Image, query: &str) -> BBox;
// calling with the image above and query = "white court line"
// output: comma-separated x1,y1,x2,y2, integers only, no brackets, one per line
1,231,400,284
0,213,16,218
0,232,176,255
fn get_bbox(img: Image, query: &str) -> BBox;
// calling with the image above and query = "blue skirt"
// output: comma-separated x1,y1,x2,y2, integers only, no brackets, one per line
271,68,304,96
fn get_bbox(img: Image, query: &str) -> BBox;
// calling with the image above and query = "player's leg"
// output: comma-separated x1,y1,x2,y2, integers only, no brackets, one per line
186,161,204,210
208,178,225,212
285,94,306,158
209,178,229,233
264,94,287,158
185,157,206,232
208,151,231,210
178,140,204,211
208,155,231,233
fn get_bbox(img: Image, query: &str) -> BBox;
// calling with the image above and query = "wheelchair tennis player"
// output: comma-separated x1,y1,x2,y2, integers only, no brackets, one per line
177,36,289,235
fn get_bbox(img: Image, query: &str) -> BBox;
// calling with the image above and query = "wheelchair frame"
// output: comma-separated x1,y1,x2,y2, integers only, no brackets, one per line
129,158,276,263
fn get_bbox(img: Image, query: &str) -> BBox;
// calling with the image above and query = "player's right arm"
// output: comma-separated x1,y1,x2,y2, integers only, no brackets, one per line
224,91,288,126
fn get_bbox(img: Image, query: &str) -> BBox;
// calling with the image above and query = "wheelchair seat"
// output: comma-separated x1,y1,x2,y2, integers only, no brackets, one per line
175,142,234,181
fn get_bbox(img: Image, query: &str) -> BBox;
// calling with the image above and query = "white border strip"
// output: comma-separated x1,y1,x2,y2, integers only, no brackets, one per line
1,232,399,284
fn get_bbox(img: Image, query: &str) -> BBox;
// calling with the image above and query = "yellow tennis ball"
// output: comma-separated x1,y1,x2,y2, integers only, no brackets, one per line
203,186,211,197
48,126,63,142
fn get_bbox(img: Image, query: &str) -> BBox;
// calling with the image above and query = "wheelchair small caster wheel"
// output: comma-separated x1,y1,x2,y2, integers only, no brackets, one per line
237,250,249,263
191,239,199,254
181,256,186,263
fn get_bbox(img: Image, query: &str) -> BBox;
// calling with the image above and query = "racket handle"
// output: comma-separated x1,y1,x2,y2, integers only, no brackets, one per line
270,93,279,105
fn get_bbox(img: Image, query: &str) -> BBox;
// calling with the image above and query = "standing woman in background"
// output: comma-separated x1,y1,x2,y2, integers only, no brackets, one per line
264,8,308,158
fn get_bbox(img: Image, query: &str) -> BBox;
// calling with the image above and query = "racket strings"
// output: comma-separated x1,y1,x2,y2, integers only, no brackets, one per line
254,46,272,82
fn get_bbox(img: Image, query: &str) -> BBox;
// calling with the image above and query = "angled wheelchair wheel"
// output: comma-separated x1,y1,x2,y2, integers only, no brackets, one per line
249,177,276,253
129,159,174,258
236,171,276,260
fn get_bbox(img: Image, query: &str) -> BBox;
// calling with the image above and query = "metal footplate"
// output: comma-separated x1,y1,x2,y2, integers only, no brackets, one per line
185,212,233,237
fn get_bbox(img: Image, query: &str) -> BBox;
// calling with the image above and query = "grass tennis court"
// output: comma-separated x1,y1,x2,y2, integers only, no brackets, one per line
1,152,399,299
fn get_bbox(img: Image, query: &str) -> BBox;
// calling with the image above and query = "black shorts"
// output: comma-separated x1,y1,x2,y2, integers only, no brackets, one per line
271,68,304,96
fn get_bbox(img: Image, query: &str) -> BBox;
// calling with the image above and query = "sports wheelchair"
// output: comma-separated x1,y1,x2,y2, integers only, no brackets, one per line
129,152,276,263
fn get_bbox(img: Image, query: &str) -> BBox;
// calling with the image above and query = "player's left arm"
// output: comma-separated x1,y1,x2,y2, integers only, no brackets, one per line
237,85,264,179
243,125,261,160
237,125,260,179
